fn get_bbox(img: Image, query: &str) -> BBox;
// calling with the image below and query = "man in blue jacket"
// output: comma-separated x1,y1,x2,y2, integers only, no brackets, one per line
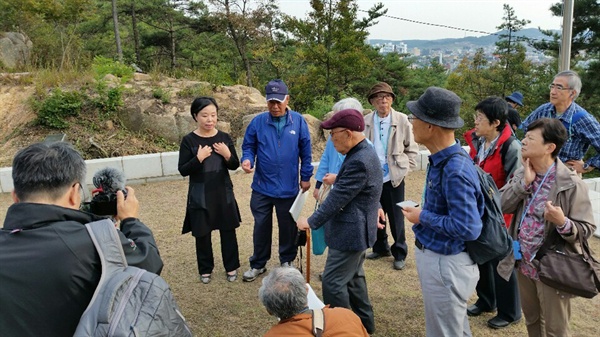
297,109,383,334
403,87,483,337
241,79,313,282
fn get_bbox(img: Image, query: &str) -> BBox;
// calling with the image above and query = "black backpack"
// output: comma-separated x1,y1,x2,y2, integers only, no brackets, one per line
441,151,512,264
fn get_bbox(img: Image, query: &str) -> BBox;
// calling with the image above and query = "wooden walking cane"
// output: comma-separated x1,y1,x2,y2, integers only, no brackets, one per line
306,228,311,283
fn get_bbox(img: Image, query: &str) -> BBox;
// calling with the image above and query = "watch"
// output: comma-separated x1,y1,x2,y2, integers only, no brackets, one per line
583,163,591,171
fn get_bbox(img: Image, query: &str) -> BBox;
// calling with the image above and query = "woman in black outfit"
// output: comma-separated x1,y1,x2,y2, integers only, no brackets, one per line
178,97,241,283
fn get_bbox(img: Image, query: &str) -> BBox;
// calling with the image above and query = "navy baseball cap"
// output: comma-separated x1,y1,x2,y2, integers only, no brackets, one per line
265,79,288,102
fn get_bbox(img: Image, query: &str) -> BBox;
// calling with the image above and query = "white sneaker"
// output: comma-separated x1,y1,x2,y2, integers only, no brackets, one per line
242,267,266,282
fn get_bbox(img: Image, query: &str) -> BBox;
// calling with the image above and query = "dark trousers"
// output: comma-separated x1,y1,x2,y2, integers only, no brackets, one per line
371,180,408,261
474,258,522,322
249,191,297,269
322,249,375,334
195,229,240,275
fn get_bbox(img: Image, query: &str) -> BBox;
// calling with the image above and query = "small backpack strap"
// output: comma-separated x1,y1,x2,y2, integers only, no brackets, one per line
85,219,128,270
77,219,128,322
312,308,324,337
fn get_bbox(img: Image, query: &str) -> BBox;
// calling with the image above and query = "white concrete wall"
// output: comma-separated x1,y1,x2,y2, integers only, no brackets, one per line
1,149,599,237
0,151,186,194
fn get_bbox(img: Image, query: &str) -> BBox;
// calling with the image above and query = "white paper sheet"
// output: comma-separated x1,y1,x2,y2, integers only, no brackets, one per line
306,283,325,309
289,190,308,222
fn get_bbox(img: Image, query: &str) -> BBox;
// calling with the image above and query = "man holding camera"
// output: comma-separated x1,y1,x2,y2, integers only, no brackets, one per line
0,142,163,337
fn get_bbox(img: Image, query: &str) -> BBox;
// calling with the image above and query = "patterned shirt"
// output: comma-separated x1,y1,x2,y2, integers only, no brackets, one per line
413,142,484,255
521,102,600,169
517,165,573,279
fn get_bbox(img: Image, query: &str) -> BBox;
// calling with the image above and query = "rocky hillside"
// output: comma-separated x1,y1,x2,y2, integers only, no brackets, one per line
0,73,328,167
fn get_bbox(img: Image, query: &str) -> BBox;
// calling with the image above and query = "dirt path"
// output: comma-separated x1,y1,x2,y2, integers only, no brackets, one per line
0,85,36,165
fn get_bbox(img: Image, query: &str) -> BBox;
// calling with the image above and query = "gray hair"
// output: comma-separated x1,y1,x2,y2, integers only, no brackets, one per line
332,97,363,113
555,70,582,99
12,142,86,201
258,267,308,320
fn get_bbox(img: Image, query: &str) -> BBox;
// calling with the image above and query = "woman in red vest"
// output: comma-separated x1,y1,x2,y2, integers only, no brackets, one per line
464,96,522,329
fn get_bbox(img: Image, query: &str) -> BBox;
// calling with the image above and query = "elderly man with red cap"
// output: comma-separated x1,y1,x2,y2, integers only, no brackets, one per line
363,82,419,271
297,109,383,334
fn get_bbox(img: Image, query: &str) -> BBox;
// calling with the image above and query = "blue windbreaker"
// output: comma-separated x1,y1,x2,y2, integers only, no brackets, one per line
241,110,313,198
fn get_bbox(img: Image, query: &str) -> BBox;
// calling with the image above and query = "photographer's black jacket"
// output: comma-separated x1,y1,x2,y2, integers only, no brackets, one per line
0,203,163,337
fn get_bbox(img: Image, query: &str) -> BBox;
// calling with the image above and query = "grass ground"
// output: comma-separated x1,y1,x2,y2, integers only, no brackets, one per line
1,170,599,336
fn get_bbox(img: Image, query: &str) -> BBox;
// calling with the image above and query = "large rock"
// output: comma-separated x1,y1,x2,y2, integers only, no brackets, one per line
119,80,268,144
119,77,328,159
0,32,32,69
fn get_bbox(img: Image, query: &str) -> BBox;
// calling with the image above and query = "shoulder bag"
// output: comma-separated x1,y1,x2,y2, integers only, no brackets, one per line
535,222,600,298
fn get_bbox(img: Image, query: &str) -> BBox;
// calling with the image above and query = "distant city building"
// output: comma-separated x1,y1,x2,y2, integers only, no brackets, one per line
379,42,408,55
398,42,408,54
370,30,551,69
379,43,395,54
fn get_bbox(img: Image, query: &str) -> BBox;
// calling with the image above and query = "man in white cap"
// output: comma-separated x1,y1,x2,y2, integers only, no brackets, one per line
241,79,313,282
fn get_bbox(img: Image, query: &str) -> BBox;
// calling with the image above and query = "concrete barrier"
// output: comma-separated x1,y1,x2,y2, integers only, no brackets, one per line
1,149,599,237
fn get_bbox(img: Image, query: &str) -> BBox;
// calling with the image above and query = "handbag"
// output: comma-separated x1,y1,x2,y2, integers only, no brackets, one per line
535,222,600,298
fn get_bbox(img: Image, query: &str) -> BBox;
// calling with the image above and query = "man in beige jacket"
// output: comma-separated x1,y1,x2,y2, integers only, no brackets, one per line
363,82,419,270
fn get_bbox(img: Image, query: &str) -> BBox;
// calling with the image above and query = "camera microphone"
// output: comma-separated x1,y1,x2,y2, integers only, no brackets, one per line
92,167,126,195
87,167,127,216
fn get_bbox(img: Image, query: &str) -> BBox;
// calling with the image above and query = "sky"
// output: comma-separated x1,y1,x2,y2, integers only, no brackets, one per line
278,0,563,41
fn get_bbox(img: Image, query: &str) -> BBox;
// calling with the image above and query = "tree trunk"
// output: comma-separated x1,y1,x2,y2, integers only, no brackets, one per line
131,2,140,65
112,0,123,62
170,26,176,70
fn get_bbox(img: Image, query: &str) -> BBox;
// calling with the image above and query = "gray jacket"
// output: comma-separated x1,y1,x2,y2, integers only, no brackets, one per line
364,109,419,187
308,140,383,251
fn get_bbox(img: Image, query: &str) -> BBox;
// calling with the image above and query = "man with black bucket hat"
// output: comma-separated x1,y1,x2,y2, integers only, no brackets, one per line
297,109,383,334
363,82,418,271
402,87,484,337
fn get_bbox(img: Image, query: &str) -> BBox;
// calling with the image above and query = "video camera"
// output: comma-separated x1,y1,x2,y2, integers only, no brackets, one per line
82,167,127,216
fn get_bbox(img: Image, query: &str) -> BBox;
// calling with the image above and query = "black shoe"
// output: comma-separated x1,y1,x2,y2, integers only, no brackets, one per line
393,259,406,270
467,304,496,317
366,251,391,259
487,316,521,329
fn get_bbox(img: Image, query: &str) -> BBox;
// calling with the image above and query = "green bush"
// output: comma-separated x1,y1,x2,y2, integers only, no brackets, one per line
152,87,171,103
93,81,123,115
178,84,213,98
92,56,134,82
304,95,335,120
33,89,84,129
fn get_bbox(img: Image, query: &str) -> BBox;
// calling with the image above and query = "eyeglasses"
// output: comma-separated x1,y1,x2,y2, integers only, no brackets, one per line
373,93,393,100
330,129,349,137
407,115,417,123
548,83,572,91
473,114,486,122
73,182,87,202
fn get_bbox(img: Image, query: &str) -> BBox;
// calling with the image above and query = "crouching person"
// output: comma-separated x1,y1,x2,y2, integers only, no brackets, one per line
260,267,369,336
0,142,163,337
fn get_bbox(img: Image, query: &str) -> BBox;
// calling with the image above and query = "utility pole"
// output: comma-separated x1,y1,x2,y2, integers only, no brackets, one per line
559,0,574,71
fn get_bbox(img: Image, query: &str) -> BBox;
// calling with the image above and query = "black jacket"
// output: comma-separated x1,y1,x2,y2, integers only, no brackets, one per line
308,139,383,251
0,203,163,337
